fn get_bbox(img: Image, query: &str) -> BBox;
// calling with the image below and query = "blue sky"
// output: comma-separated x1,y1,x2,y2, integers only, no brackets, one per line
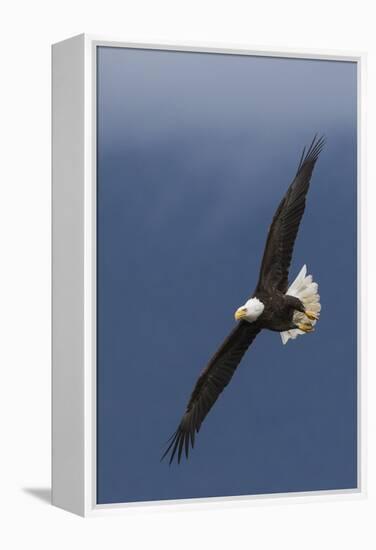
96,47,357,504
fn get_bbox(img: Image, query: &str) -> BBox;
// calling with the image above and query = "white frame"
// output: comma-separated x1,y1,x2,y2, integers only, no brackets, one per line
52,33,366,517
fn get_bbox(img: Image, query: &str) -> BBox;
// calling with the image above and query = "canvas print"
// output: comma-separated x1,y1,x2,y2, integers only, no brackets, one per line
96,47,357,504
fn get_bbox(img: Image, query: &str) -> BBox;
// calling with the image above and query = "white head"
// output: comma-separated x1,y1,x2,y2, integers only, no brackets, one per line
234,297,265,323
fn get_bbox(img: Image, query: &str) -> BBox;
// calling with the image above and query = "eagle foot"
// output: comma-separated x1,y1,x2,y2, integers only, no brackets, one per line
297,322,315,333
305,310,319,321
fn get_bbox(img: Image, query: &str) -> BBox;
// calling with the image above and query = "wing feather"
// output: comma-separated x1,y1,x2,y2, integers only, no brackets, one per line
256,135,325,293
161,321,261,464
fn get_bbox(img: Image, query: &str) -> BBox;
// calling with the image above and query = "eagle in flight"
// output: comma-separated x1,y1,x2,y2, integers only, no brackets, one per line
162,135,325,464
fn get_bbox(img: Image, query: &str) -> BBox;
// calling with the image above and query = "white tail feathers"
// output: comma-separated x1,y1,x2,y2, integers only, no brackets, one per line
280,265,321,345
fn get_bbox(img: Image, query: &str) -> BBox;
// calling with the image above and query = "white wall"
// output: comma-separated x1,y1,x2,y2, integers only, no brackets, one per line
1,1,374,548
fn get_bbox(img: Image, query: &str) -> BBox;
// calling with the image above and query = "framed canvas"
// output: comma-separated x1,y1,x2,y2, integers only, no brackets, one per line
52,34,365,517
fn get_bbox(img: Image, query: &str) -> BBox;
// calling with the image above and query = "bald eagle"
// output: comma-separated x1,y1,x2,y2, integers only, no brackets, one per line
162,135,325,464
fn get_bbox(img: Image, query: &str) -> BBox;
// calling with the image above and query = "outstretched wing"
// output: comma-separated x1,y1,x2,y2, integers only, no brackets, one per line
256,135,325,294
162,321,261,464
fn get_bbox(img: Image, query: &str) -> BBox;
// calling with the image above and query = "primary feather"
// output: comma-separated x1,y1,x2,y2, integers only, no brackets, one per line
161,322,260,464
256,135,325,294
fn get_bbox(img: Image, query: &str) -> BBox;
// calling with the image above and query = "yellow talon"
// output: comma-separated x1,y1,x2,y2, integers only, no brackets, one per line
305,310,319,321
297,323,314,333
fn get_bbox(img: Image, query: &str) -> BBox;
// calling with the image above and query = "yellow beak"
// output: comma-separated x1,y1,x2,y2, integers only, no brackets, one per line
234,307,247,321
